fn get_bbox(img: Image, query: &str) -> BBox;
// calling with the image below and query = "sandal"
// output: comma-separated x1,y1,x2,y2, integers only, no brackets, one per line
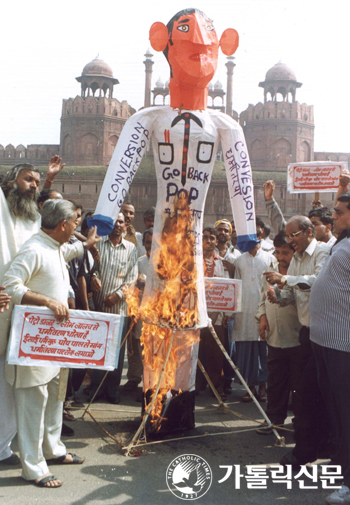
258,392,268,402
47,453,85,465
241,388,257,403
34,474,62,488
63,410,75,422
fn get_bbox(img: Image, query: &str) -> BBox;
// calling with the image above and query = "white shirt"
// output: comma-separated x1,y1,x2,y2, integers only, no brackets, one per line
0,189,41,355
280,239,330,327
3,230,83,388
256,266,302,348
233,248,276,342
327,235,337,247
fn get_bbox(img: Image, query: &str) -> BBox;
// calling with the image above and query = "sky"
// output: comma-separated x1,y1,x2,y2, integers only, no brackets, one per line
1,0,349,153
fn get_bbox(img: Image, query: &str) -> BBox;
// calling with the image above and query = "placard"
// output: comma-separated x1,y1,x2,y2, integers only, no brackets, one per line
287,161,348,193
7,306,123,370
205,278,242,314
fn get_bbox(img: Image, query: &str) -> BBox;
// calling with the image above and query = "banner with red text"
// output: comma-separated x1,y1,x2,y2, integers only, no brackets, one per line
205,278,242,314
287,161,348,193
7,306,123,370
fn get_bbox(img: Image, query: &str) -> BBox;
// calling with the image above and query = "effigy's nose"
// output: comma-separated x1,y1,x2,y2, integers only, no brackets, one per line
191,19,215,45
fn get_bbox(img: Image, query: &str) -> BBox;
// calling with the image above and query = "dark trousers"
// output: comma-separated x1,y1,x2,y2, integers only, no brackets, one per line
312,341,350,487
266,343,310,425
90,316,129,398
196,325,225,394
292,349,332,463
223,326,234,385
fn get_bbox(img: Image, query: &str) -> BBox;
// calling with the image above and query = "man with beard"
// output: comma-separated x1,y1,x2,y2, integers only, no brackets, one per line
0,157,64,466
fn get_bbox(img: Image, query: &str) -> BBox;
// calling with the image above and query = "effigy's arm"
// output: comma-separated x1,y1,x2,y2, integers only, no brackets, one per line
218,118,258,253
89,109,156,236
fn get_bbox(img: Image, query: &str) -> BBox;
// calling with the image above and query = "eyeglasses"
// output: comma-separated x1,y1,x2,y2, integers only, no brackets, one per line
285,230,303,241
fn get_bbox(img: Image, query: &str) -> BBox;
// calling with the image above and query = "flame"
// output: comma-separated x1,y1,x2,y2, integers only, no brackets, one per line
127,193,200,429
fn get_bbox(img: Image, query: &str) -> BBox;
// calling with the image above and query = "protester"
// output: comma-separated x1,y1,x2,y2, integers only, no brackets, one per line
214,219,241,394
310,193,350,504
3,199,100,487
256,231,303,434
80,212,98,312
196,227,229,400
232,225,275,402
89,212,138,404
136,207,155,256
308,207,336,246
265,216,332,469
121,202,140,246
37,188,62,210
257,217,274,253
214,219,240,278
264,172,350,235
0,156,64,466
124,228,153,395
229,220,239,249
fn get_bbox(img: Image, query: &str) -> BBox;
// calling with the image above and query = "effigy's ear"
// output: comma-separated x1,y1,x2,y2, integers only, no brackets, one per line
220,28,239,55
149,22,169,52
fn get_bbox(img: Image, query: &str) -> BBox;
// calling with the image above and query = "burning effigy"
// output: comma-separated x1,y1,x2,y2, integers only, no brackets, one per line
90,8,258,435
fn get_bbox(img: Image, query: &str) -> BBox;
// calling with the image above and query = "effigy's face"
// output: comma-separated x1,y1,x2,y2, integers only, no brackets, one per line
167,12,219,85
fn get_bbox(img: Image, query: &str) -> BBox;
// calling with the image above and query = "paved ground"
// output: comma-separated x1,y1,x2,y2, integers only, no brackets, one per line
0,369,334,505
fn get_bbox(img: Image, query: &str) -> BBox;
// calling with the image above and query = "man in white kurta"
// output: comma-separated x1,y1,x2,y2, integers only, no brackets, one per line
0,158,64,465
232,231,276,400
3,199,99,486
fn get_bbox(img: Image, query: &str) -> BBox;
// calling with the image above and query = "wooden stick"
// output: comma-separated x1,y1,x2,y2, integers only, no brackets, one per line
197,359,225,407
81,319,136,419
123,328,177,456
208,323,284,446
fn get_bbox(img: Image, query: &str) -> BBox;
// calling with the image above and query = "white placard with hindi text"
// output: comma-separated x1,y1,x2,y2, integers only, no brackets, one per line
7,306,123,370
205,278,242,314
287,161,348,193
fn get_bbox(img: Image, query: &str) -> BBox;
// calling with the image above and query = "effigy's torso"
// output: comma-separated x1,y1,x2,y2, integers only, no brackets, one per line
142,107,224,330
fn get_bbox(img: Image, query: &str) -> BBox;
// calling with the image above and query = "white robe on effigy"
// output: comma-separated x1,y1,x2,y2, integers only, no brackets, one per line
89,106,258,392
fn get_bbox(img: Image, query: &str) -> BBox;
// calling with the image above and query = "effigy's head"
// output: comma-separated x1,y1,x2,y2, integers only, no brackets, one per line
149,8,239,108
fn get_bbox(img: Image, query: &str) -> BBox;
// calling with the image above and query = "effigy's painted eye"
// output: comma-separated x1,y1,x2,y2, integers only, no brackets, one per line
177,24,189,32
206,24,215,31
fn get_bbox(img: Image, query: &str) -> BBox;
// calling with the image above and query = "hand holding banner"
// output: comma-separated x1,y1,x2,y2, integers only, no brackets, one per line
7,306,123,370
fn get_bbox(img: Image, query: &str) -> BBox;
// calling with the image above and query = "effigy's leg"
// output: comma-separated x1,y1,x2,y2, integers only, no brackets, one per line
140,327,199,437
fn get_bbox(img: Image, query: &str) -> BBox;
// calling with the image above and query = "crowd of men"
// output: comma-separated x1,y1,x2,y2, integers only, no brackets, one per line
0,160,350,504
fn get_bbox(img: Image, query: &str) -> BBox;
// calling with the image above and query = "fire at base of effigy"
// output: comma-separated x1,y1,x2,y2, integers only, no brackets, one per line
127,195,202,436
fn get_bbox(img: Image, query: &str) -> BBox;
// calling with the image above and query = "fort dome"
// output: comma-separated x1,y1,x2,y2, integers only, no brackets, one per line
265,62,296,81
82,58,114,78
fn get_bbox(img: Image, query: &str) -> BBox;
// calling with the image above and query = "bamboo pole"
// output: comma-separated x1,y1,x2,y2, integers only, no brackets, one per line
208,323,285,446
197,359,225,408
81,319,135,419
123,328,177,456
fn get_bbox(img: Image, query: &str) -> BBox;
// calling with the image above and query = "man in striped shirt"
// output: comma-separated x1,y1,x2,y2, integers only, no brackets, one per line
310,193,350,504
89,212,138,404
